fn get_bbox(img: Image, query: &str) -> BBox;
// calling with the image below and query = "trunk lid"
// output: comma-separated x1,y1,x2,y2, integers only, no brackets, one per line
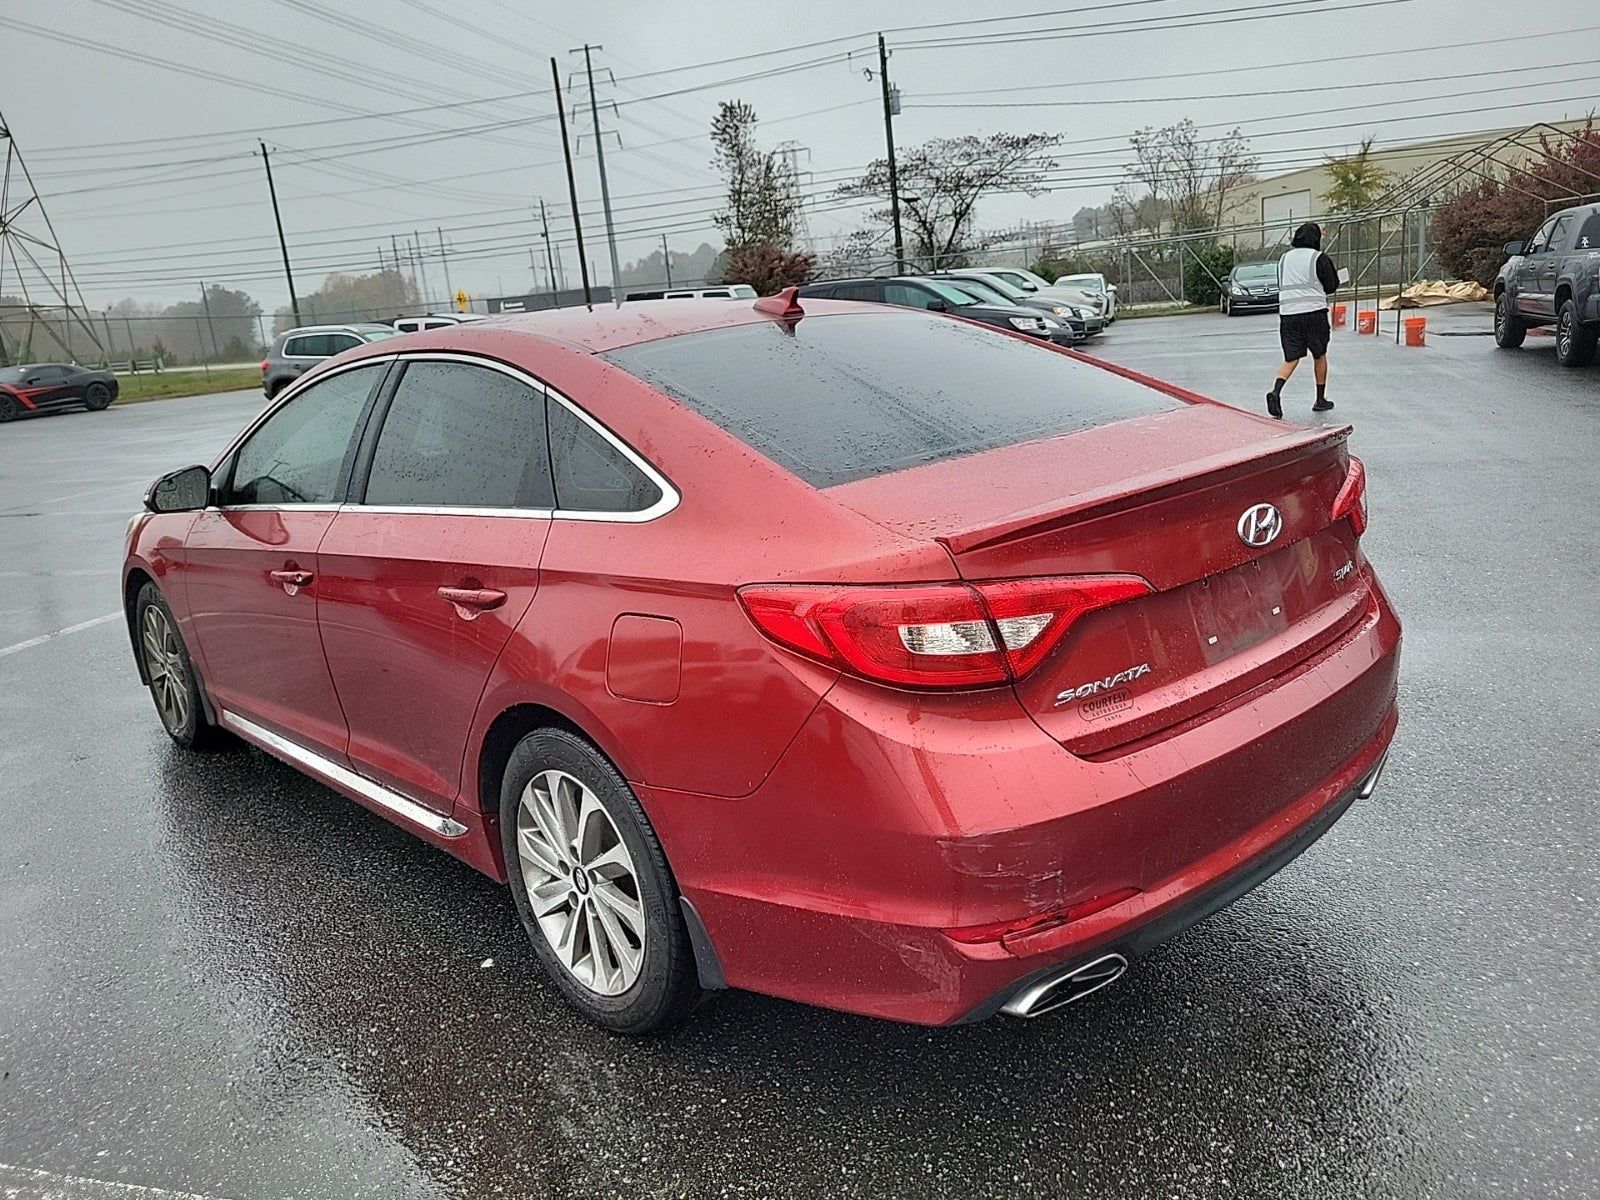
828,403,1369,754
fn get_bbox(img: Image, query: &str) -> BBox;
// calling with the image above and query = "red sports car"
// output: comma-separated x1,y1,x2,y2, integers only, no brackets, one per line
122,293,1399,1032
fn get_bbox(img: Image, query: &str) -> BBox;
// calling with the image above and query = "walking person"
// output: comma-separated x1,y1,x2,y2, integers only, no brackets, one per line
1266,221,1341,419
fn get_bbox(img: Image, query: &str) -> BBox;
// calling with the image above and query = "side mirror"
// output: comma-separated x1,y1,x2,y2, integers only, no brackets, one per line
1503,241,1524,256
145,465,212,513
1106,284,1117,293
926,298,948,313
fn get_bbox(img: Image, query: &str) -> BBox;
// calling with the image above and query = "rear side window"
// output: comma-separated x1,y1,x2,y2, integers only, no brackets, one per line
1577,214,1600,250
604,312,1179,488
283,334,326,357
547,400,662,513
832,281,878,302
363,362,553,509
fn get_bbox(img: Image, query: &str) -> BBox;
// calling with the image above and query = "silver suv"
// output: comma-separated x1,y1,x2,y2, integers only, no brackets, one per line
262,323,399,397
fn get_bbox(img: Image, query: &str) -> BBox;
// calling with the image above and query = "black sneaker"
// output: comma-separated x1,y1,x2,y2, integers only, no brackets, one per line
1312,397,1334,412
1266,391,1283,419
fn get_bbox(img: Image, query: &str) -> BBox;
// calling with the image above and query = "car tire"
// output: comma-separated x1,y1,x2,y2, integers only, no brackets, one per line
1554,298,1597,367
0,393,18,422
1494,292,1527,349
84,382,113,411
500,728,703,1034
133,583,231,750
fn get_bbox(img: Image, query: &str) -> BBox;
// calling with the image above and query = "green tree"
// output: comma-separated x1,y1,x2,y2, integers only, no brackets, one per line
710,101,801,252
1320,137,1393,213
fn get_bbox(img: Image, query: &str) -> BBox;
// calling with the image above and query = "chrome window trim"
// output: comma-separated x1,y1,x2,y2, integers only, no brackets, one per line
205,350,679,525
220,710,468,838
346,504,554,519
210,355,399,471
360,350,680,524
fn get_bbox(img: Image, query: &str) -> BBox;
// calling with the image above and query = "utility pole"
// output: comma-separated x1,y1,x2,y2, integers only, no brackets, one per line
257,140,300,324
877,34,905,275
437,227,455,308
662,234,672,287
551,56,592,305
411,231,432,310
576,45,622,300
197,280,219,362
538,197,559,304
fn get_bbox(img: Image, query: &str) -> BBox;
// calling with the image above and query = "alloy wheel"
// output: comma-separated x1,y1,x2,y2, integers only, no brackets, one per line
141,605,190,734
1558,310,1572,356
515,769,646,996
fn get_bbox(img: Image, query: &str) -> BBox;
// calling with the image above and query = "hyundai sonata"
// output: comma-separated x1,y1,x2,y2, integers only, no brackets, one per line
123,292,1399,1032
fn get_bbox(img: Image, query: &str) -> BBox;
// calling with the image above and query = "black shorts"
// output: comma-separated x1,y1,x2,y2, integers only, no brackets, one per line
1279,309,1330,361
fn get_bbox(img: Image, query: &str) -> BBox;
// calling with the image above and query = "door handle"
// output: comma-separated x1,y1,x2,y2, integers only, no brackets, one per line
270,568,313,596
438,586,507,620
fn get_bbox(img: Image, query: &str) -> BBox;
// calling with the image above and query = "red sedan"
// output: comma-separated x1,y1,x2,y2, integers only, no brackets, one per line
122,293,1399,1032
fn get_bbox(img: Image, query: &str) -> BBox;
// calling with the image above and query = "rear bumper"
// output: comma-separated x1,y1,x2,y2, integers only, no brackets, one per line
643,579,1401,1025
958,735,1389,1022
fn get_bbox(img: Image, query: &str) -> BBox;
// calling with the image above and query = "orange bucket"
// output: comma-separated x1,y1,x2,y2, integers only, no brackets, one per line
1404,316,1426,346
1356,310,1377,334
1331,303,1348,327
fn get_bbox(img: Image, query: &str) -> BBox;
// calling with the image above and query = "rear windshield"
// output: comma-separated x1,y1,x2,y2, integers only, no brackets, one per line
603,312,1179,488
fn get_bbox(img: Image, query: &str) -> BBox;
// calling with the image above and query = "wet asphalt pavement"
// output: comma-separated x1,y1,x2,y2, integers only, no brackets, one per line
1,307,1596,1199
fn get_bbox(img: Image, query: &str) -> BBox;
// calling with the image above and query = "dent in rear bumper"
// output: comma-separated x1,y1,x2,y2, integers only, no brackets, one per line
643,586,1402,1025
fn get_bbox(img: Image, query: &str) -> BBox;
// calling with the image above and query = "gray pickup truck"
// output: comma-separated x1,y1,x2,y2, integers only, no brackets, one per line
1494,202,1600,367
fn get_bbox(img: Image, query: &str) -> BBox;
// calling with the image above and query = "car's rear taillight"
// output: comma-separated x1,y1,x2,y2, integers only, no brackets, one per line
738,575,1151,690
1332,455,1368,536
260,360,269,373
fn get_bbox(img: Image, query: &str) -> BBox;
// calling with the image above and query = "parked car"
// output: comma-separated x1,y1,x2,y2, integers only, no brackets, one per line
0,362,118,422
262,323,400,397
125,295,1399,1033
624,285,758,301
797,276,1074,345
1054,272,1119,322
930,269,1103,338
391,313,487,334
980,266,1108,318
1221,261,1282,315
1494,202,1600,367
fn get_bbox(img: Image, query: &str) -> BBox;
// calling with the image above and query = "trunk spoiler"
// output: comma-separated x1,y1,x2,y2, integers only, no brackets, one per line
937,424,1352,557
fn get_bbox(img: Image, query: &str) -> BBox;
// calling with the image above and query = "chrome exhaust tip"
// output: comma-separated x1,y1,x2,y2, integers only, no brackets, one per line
1000,952,1128,1019
1356,749,1390,800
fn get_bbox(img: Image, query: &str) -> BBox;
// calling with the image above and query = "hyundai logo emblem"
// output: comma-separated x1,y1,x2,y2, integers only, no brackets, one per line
1237,503,1283,548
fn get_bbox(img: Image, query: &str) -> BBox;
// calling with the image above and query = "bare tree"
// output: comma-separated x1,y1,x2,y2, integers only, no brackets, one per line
1125,119,1256,232
710,101,800,251
836,131,1061,269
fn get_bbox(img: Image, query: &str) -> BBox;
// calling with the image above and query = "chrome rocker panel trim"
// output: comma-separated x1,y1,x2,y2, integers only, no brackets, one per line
220,710,469,838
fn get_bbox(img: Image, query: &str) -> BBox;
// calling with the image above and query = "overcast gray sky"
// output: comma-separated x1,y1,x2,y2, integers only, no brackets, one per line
5,0,1595,312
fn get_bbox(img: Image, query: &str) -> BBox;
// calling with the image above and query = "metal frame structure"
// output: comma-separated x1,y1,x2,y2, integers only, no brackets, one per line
0,110,105,367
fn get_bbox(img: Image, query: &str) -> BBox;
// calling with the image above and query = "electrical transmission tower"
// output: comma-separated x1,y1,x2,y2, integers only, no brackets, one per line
775,141,814,252
0,111,104,367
